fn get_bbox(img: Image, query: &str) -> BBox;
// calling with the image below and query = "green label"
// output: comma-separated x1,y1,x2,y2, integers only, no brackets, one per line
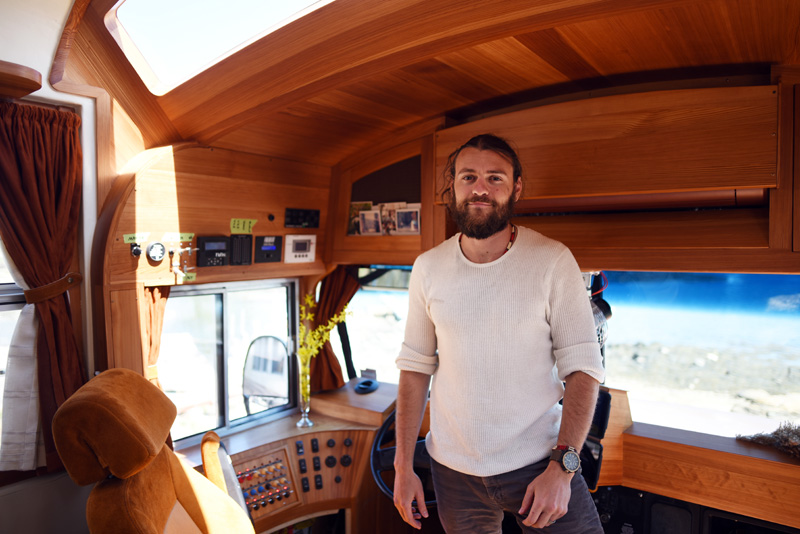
123,233,150,244
162,232,196,243
230,219,257,234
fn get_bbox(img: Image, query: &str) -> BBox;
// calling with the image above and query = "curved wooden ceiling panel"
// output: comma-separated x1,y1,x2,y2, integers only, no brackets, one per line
59,0,799,168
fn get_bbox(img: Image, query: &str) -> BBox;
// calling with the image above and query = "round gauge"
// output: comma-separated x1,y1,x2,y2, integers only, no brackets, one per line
146,242,166,262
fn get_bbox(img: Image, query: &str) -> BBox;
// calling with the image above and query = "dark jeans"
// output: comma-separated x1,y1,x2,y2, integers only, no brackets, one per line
430,457,604,534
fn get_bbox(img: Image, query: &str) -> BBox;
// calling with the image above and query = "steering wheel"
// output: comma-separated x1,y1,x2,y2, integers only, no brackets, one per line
369,409,437,508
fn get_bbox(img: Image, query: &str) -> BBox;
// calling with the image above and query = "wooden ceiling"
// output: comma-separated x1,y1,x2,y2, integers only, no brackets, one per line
58,0,800,168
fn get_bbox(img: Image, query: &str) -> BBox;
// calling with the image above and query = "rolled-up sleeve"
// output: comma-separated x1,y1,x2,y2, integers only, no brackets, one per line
396,256,438,375
549,249,605,383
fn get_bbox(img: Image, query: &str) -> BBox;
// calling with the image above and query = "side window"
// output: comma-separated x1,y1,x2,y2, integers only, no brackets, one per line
159,280,296,442
603,271,800,437
329,267,410,384
0,240,25,448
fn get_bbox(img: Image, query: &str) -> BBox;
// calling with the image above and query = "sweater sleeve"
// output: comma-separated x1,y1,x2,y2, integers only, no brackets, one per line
548,248,605,383
396,255,439,375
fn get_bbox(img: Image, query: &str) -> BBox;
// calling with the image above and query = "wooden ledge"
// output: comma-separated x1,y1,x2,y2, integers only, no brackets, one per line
625,421,800,465
0,60,42,99
622,422,800,529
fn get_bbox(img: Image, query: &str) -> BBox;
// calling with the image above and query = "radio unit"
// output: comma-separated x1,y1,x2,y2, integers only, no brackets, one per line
196,236,230,267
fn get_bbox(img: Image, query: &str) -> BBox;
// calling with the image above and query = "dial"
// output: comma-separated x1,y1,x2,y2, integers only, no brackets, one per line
146,242,166,262
563,450,581,472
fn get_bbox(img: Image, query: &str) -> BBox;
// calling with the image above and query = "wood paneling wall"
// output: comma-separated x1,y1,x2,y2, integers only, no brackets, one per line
93,145,331,373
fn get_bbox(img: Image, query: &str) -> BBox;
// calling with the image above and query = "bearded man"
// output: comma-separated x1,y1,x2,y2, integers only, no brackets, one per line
393,134,605,533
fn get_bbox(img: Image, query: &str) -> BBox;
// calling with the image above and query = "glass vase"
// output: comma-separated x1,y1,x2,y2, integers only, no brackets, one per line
297,361,314,427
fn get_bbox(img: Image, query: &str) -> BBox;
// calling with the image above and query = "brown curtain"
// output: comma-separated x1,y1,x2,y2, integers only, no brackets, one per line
142,285,171,448
310,266,360,392
0,102,85,470
143,286,170,386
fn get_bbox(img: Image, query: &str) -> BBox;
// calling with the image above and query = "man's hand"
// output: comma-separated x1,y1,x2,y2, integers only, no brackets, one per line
393,469,429,529
518,462,573,528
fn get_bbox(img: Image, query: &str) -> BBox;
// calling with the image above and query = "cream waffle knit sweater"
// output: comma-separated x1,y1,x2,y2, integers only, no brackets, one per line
396,226,604,477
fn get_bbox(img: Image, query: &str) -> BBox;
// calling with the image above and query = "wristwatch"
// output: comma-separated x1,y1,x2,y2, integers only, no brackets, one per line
550,445,580,473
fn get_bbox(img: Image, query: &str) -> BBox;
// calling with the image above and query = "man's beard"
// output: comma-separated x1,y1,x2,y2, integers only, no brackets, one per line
447,192,515,239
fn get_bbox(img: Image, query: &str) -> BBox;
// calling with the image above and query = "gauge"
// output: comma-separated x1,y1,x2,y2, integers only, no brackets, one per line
146,242,166,262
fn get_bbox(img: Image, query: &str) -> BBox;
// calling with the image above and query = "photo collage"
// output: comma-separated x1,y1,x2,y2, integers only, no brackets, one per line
348,201,420,236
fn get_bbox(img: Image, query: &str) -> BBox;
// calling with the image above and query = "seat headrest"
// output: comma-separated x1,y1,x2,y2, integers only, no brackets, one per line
52,368,177,486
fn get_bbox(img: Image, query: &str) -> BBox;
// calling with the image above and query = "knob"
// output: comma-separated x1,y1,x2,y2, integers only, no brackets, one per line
340,455,352,467
343,438,353,447
130,243,142,257
325,455,337,468
327,439,336,448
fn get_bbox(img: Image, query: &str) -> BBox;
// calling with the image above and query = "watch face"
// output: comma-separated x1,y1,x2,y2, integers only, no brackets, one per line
563,450,581,472
147,242,166,262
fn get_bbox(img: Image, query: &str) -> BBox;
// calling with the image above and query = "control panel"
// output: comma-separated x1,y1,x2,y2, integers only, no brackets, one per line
236,448,298,519
231,429,368,527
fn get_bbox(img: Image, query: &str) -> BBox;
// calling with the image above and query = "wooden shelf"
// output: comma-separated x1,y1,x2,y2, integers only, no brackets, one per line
0,60,42,98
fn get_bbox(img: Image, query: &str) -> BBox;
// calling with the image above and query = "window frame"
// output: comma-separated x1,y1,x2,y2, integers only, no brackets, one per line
165,278,299,446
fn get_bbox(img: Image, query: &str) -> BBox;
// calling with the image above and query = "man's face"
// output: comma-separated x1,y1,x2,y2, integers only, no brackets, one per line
448,147,522,239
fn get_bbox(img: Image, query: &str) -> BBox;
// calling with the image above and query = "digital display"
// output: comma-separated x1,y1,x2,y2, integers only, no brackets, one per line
205,241,227,251
261,245,277,251
293,240,310,252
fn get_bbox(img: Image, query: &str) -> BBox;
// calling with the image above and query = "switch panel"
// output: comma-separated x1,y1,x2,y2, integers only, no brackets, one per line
235,448,298,521
285,208,320,228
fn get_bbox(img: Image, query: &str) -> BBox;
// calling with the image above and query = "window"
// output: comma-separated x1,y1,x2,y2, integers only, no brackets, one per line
109,0,336,95
159,279,297,442
602,271,800,437
333,266,800,439
0,240,25,445
329,267,410,384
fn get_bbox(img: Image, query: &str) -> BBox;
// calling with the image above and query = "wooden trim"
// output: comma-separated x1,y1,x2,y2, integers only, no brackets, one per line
515,208,769,252
569,246,800,274
595,389,632,487
772,66,800,253
623,423,800,529
796,84,800,253
419,134,436,253
0,61,41,99
771,81,793,249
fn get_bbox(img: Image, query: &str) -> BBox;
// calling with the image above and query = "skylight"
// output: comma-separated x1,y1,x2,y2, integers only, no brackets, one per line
108,0,334,95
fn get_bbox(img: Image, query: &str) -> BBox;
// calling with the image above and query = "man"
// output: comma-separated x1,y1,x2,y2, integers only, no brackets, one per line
393,134,605,532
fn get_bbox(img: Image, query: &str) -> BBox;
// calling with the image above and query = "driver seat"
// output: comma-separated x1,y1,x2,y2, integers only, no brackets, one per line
52,368,255,534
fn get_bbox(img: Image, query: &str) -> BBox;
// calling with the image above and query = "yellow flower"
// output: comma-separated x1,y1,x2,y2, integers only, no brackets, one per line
297,294,349,403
